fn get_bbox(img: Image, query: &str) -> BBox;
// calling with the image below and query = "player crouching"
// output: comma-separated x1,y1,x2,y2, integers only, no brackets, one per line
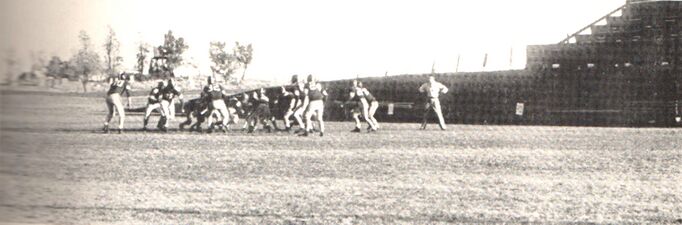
142,81,166,131
179,97,209,132
246,88,275,133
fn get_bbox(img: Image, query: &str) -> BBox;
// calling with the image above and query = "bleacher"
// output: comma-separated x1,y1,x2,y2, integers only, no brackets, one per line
232,0,682,127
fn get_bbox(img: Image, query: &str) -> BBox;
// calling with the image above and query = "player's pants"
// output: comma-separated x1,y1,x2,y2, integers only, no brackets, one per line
247,105,273,131
293,103,307,129
305,100,325,133
283,101,297,129
208,99,230,128
351,99,377,130
104,93,125,129
368,100,379,129
227,107,240,126
160,99,174,128
143,102,163,128
422,97,446,129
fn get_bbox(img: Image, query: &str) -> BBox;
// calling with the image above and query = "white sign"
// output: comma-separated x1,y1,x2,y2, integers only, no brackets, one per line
387,103,395,115
516,103,524,116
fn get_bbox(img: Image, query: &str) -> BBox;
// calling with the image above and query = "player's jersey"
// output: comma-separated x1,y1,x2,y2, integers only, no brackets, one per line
297,85,306,102
107,80,128,95
419,81,448,98
258,94,269,104
281,86,297,107
363,88,377,102
148,87,162,103
162,86,181,101
249,94,259,106
205,84,224,100
227,97,242,109
350,86,365,101
308,84,325,101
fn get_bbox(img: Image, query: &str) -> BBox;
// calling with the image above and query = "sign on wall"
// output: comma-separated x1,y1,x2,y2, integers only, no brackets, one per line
516,103,525,116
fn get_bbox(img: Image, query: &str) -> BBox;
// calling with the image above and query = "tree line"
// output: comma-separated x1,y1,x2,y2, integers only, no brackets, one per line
32,28,253,92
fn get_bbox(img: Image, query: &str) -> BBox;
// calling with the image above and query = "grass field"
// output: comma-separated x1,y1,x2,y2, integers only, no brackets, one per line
0,91,681,224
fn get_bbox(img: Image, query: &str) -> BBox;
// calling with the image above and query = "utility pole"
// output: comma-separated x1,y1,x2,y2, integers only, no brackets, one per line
455,54,461,73
431,61,436,74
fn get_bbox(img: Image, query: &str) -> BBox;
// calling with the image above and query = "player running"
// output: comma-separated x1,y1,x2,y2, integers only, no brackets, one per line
301,75,328,137
103,73,131,134
142,81,166,131
158,78,184,132
419,75,449,130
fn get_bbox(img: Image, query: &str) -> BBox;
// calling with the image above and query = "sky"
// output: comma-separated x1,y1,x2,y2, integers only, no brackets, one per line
0,0,626,82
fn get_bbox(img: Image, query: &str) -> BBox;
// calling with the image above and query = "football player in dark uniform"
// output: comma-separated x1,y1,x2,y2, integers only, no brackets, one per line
292,79,308,134
179,97,208,132
302,75,328,137
281,75,301,132
204,77,230,133
103,73,131,134
361,84,380,131
247,88,274,133
348,80,377,132
143,81,166,131
158,79,183,132
239,92,255,131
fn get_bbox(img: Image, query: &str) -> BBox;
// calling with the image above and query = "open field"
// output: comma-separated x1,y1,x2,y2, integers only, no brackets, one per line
0,92,681,224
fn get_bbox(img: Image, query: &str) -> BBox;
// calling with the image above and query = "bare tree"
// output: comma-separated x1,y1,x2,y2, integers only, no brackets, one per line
71,30,101,92
209,41,239,83
234,42,253,83
103,26,123,76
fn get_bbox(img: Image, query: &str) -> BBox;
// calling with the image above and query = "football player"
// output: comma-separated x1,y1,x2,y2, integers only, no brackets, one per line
103,73,131,134
158,78,183,132
142,81,166,131
301,75,328,137
348,80,378,132
204,76,231,133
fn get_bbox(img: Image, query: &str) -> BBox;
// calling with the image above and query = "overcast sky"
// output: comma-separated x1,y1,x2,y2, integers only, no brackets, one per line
0,0,625,82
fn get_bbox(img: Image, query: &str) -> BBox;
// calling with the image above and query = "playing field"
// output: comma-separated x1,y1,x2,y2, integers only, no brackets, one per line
0,91,680,224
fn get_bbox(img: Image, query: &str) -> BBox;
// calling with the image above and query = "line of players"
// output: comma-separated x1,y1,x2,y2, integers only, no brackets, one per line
175,74,341,136
103,73,448,134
